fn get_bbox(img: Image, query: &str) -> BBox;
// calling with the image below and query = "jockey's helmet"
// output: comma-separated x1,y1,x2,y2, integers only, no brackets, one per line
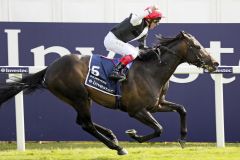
144,7,163,20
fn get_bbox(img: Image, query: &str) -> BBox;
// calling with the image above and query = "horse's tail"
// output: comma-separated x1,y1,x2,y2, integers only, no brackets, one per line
0,68,48,106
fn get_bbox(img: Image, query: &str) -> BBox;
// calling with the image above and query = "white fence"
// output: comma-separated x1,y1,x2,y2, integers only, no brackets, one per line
1,0,240,23
1,65,240,151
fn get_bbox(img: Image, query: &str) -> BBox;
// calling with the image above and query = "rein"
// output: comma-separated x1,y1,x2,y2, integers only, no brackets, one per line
154,39,206,68
153,45,183,64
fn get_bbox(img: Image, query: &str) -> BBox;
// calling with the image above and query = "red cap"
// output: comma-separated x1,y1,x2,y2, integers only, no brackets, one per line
144,7,163,19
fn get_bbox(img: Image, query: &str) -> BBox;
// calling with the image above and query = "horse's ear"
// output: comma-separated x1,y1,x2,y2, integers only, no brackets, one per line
180,31,186,38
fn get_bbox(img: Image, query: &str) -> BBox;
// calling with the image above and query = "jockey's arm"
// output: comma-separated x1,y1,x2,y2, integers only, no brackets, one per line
130,11,149,26
130,5,158,26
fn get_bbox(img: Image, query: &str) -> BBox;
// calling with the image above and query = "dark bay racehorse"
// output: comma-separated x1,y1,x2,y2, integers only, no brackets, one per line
0,31,218,155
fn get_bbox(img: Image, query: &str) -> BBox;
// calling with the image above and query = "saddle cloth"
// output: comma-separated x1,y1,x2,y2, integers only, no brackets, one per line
85,54,129,96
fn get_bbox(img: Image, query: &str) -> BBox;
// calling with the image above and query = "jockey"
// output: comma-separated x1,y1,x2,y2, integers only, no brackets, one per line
104,5,163,81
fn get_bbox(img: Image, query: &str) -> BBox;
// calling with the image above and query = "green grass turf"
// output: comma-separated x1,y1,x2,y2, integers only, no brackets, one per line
0,141,239,160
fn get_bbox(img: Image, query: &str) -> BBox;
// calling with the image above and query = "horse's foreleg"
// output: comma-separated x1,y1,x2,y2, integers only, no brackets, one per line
157,100,187,148
93,123,118,145
126,109,163,143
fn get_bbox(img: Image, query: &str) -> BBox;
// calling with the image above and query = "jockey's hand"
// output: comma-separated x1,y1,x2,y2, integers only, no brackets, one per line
139,45,150,51
151,5,159,11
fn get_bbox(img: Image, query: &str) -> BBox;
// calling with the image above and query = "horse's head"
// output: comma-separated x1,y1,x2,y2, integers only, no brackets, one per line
178,31,219,72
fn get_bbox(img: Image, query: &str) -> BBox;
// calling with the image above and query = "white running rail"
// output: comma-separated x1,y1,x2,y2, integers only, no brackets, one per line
1,65,240,150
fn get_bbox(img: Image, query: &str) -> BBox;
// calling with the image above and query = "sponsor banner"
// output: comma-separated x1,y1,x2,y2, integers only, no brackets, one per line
204,66,233,73
0,67,29,73
0,22,239,142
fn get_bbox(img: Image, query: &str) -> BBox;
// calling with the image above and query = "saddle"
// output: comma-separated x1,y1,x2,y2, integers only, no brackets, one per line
85,55,130,97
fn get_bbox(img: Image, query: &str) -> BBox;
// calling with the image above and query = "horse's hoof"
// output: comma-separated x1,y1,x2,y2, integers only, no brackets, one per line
117,148,128,155
178,139,186,149
125,129,137,137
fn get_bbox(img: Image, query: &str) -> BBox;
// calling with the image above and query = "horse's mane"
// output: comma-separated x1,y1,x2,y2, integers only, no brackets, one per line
154,33,182,47
136,33,181,61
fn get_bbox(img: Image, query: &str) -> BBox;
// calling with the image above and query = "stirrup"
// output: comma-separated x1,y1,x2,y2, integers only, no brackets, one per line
109,72,126,81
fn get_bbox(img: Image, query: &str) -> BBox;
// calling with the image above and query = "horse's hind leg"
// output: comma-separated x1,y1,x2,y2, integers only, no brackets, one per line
75,100,126,155
126,108,163,143
93,123,118,145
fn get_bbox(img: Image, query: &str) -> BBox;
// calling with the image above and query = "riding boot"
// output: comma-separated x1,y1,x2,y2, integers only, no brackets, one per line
109,62,126,81
109,55,134,81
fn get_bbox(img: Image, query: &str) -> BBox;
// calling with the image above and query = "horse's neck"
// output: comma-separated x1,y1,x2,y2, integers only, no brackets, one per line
138,50,182,86
161,53,182,80
160,56,181,83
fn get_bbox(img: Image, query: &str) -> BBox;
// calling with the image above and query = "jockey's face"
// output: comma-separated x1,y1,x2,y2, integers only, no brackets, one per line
149,22,158,29
148,19,160,29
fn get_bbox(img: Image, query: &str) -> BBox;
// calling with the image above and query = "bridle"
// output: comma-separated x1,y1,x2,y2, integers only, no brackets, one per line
182,38,206,68
153,37,206,68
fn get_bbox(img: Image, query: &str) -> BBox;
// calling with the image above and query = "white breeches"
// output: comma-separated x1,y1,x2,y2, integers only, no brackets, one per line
104,32,139,59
